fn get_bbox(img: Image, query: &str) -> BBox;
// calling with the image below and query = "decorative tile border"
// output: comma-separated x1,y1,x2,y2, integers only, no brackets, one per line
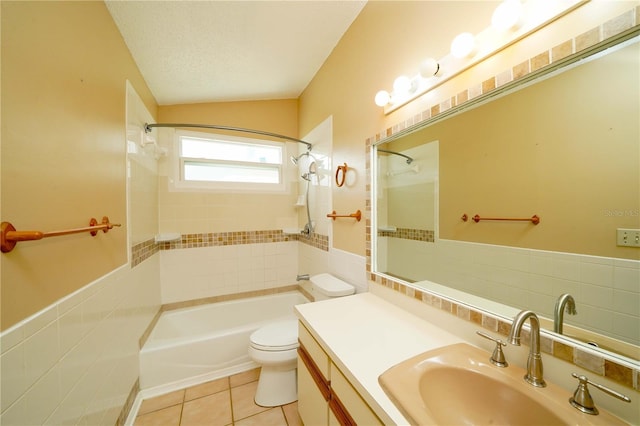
299,231,329,251
378,227,434,242
366,8,640,392
131,238,159,267
158,229,298,249
131,229,329,267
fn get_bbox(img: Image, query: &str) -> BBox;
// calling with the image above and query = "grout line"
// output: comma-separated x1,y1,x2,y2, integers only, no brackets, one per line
229,382,236,425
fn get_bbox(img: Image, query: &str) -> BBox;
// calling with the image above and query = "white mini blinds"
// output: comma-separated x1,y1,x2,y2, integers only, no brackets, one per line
178,132,284,187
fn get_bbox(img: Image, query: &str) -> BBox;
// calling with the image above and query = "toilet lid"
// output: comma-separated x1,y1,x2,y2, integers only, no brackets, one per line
250,319,299,351
310,273,355,297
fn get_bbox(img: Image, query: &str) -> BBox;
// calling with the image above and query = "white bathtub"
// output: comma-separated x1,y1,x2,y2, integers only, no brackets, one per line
139,291,309,390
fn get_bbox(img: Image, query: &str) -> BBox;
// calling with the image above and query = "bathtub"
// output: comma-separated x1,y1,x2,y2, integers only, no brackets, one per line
139,291,309,390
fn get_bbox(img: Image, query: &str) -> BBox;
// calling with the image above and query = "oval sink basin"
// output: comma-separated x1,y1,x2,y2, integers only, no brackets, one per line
379,342,626,426
420,366,565,425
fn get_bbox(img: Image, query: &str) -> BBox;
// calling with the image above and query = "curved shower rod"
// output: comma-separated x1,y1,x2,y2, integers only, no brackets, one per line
144,122,312,151
377,148,413,164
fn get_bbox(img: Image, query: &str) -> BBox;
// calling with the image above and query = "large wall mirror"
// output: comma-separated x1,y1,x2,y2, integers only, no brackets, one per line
372,32,639,364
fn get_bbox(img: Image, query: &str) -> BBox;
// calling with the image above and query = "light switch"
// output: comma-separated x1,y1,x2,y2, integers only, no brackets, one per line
616,228,640,247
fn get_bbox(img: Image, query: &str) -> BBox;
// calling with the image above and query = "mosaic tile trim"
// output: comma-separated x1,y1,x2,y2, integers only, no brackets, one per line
157,229,298,250
298,231,329,251
131,238,159,267
378,227,434,242
131,229,329,267
366,7,640,393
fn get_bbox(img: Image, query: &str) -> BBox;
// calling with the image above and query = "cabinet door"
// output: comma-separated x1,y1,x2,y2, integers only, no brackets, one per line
331,363,383,426
298,357,329,426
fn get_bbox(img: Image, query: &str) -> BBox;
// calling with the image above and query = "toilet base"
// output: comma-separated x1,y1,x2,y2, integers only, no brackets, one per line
254,365,298,407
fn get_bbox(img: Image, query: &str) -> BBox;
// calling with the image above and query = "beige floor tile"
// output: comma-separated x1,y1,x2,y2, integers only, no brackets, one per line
230,368,261,388
134,404,182,426
282,402,302,426
184,377,230,401
181,392,233,426
233,408,288,426
231,381,269,421
138,390,185,416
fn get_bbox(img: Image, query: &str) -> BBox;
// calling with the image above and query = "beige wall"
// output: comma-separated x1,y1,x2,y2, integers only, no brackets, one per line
299,1,640,258
298,1,499,255
157,100,300,234
1,1,157,330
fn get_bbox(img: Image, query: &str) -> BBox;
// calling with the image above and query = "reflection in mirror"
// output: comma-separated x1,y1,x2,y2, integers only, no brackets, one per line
372,34,639,364
375,142,438,283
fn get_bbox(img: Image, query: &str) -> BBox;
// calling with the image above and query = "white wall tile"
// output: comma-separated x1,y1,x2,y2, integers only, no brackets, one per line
551,255,581,281
613,265,640,292
1,260,161,426
24,366,60,425
400,239,639,346
1,344,26,411
0,396,26,426
0,326,23,355
23,322,59,389
580,261,614,287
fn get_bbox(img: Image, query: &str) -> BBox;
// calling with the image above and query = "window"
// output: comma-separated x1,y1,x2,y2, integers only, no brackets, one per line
173,131,286,192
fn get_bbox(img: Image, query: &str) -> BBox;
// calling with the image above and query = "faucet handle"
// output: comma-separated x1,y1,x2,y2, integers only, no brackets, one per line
476,331,508,367
570,372,631,415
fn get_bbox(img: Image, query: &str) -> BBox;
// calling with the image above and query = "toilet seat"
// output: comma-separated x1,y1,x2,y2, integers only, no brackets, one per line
250,319,299,352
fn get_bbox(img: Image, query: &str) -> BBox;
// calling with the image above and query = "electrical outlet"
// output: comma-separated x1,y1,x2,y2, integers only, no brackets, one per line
616,228,640,247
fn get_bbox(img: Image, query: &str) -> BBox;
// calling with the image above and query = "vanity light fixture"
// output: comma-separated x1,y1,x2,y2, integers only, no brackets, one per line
373,0,583,113
450,32,477,58
374,90,391,107
491,0,523,32
374,58,439,107
393,75,414,94
419,57,440,79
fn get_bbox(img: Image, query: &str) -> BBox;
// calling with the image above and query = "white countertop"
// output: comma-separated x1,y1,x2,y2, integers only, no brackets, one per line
294,292,464,425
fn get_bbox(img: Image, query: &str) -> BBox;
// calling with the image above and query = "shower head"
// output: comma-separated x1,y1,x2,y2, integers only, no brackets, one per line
290,152,309,165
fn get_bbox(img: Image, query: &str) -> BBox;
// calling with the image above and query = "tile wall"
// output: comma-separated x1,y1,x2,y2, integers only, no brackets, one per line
160,240,299,304
0,257,161,426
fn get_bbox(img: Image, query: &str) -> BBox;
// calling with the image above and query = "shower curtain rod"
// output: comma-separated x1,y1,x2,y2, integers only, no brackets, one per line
377,148,414,164
144,122,312,151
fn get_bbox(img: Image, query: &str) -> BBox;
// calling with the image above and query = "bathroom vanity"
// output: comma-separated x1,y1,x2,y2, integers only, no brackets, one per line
295,292,464,424
295,292,632,425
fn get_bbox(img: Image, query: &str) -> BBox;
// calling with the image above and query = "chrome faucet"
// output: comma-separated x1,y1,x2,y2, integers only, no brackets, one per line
554,293,577,334
296,274,310,281
508,310,546,387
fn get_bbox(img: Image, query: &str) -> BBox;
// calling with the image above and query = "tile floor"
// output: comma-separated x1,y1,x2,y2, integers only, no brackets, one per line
133,368,302,426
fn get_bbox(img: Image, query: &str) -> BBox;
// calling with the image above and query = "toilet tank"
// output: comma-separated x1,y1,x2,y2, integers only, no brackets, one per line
310,273,355,301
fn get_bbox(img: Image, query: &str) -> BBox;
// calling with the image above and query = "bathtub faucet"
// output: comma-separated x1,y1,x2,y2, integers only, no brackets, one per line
296,274,310,281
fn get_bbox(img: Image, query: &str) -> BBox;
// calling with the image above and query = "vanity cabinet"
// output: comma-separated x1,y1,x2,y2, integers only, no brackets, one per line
298,322,383,426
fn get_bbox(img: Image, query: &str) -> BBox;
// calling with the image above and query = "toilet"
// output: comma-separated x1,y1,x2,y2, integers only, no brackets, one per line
248,273,355,407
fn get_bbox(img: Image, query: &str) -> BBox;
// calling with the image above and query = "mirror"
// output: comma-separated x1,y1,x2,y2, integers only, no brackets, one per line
375,142,439,282
372,34,640,363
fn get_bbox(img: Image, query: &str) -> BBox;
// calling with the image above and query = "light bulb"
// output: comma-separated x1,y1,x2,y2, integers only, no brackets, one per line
492,0,523,31
419,58,440,78
393,75,412,94
374,90,391,107
451,32,476,58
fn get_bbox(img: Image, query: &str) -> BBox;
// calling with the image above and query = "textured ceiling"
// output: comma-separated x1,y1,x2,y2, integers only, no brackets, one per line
106,1,367,105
